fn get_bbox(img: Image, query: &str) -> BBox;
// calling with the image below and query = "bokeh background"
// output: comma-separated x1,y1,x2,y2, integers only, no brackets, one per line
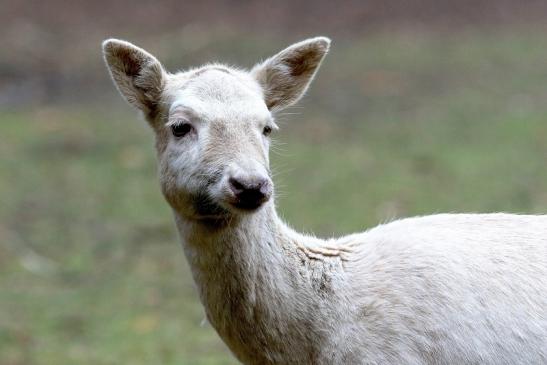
2,1,547,364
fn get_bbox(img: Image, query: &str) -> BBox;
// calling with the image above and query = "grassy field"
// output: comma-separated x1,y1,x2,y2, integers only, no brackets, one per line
1,28,547,364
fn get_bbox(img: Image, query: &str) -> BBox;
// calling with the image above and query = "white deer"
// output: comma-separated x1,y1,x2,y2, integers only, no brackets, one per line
103,37,547,365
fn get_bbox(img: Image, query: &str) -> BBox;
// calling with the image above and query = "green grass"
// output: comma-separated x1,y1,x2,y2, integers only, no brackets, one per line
1,28,547,364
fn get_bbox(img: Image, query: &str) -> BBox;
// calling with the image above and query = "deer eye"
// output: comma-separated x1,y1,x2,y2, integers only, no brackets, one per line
263,126,273,137
171,122,193,138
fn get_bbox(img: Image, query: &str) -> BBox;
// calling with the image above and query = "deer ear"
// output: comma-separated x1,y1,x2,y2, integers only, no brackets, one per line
102,39,166,117
251,37,330,112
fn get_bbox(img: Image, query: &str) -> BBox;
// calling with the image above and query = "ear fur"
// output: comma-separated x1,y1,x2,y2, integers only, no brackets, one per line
102,39,166,117
251,37,330,112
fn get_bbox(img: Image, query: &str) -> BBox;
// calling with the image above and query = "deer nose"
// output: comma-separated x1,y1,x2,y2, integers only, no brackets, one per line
228,176,272,210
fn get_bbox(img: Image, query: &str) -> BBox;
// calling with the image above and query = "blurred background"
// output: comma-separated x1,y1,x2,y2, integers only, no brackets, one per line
1,1,547,364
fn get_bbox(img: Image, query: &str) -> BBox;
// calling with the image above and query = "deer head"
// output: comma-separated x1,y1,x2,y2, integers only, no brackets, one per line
103,37,330,224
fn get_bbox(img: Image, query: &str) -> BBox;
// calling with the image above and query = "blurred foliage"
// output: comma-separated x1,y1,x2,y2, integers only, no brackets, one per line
1,24,547,365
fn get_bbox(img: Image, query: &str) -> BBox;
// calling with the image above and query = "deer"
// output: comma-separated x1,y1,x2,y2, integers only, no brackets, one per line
102,36,547,364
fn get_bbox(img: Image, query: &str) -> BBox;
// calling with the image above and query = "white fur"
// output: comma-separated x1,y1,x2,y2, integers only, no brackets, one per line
103,37,547,364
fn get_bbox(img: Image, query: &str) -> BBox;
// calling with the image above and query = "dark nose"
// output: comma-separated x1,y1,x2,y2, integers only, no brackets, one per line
228,176,272,210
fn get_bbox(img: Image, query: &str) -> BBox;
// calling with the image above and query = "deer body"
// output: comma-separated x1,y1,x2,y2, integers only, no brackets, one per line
177,208,547,364
103,37,547,364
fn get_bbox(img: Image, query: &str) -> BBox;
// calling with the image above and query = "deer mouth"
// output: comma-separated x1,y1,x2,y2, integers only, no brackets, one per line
226,192,270,211
192,192,231,219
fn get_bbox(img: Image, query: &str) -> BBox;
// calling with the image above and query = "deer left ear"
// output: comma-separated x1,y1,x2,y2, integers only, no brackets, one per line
251,37,330,112
102,39,166,118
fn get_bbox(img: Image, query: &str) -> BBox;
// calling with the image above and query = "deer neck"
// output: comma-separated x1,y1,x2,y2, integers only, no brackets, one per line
174,203,294,311
173,203,339,362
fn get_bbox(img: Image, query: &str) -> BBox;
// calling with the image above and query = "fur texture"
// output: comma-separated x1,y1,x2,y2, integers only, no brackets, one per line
103,37,547,365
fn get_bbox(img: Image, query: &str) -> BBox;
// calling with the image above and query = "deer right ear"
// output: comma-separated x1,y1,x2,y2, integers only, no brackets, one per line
102,39,166,118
